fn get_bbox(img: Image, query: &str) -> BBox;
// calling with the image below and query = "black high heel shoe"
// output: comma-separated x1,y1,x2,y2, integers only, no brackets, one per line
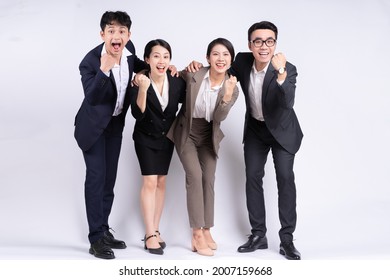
143,234,163,255
155,230,166,249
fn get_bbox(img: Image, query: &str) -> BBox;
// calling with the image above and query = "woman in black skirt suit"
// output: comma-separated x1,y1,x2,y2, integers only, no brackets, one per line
130,39,186,255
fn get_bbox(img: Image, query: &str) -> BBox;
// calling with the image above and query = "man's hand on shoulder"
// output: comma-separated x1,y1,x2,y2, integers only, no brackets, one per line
185,61,203,73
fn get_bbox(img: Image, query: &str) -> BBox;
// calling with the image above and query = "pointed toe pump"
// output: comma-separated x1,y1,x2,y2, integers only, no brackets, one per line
143,234,164,255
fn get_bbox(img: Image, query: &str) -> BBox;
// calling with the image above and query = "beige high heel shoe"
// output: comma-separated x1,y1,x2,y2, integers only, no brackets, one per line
191,237,214,256
203,229,217,250
207,241,217,250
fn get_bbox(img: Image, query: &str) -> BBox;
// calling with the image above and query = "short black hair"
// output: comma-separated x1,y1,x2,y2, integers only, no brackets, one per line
206,38,235,62
143,39,172,60
100,11,132,31
247,21,278,41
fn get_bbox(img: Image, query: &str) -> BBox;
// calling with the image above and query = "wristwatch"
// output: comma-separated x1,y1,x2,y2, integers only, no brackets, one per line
278,67,286,75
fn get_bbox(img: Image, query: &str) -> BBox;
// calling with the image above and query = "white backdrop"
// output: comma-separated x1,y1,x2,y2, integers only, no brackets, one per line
1,0,390,262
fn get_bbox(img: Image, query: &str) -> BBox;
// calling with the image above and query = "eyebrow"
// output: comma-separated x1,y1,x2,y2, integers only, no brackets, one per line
152,51,170,55
252,36,275,41
106,25,127,29
211,51,230,54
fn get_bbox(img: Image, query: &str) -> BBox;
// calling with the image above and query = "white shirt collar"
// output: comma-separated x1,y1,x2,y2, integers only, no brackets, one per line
251,61,270,74
203,70,224,90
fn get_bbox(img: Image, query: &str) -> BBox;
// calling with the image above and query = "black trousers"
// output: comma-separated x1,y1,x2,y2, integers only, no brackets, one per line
244,117,297,243
82,115,124,244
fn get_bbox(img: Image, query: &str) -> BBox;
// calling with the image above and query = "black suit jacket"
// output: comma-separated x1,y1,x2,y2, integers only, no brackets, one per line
74,41,147,151
231,52,303,154
130,71,186,150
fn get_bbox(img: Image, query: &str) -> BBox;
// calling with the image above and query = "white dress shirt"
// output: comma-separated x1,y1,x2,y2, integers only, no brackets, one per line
249,62,269,121
193,70,223,122
249,62,286,121
101,44,131,116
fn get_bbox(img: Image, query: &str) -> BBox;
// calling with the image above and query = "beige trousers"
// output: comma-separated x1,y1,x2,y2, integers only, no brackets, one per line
177,118,217,228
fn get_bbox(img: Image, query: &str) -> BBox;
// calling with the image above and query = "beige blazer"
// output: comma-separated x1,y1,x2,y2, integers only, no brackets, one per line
167,67,239,157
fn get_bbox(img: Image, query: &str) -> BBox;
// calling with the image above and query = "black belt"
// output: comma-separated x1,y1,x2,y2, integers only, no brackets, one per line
249,116,265,124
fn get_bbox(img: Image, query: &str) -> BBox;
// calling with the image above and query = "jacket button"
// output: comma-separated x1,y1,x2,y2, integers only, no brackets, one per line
162,132,166,135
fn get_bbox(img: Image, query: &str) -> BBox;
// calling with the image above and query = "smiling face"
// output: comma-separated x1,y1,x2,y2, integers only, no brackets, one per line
100,21,130,57
146,45,171,78
207,44,232,75
248,28,276,71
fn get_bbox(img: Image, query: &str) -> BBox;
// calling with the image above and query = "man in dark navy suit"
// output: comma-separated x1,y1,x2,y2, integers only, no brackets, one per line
74,11,147,259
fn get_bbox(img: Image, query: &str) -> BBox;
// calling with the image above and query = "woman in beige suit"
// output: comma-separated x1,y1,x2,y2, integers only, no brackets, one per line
167,38,239,256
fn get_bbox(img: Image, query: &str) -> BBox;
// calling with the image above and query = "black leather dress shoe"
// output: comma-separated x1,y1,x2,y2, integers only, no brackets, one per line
103,230,127,249
237,235,268,253
89,238,115,259
279,242,301,260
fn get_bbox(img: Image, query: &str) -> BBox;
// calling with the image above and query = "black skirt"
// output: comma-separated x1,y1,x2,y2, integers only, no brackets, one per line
134,141,174,175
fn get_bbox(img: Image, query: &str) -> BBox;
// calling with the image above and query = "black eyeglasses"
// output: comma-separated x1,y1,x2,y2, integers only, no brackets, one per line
250,38,276,48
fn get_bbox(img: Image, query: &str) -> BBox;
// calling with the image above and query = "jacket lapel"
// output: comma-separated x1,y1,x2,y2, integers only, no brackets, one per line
262,63,276,101
140,70,160,113
189,67,208,115
109,72,117,91
149,87,163,111
242,62,252,95
163,74,178,114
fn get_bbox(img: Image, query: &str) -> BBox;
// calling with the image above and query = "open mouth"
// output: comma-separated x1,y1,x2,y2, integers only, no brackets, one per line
112,42,121,51
216,63,225,69
259,52,269,57
156,65,166,72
